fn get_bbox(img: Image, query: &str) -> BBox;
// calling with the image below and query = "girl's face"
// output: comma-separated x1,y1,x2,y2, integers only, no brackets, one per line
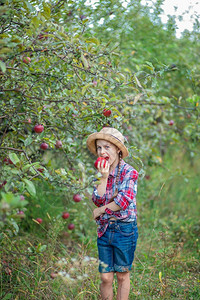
96,140,120,168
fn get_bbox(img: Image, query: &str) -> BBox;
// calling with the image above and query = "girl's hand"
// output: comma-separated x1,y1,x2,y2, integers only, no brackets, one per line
93,207,104,220
97,159,109,179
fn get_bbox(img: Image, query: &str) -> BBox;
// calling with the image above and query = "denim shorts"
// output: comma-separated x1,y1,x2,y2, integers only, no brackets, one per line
97,220,138,273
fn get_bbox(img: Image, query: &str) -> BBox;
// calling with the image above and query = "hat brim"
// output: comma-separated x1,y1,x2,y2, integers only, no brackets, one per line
86,132,129,158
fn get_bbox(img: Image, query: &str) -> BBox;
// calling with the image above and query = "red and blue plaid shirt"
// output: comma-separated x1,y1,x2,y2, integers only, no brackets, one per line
92,160,138,237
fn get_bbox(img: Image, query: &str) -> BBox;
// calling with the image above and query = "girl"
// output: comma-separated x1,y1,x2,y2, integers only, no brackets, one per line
86,127,138,300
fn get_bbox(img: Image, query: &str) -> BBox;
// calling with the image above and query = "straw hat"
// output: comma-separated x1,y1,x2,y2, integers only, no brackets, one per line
86,127,129,158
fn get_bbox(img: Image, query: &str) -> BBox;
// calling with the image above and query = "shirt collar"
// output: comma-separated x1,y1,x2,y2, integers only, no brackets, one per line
109,160,125,177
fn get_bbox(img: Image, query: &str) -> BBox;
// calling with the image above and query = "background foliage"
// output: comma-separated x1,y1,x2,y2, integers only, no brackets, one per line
0,0,199,299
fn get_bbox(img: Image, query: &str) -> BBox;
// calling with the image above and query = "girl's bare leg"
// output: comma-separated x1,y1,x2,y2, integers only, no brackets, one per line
116,271,130,300
100,272,114,300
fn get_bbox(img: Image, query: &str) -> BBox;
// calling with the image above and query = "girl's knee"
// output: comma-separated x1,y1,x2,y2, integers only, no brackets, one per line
116,271,130,283
101,272,114,285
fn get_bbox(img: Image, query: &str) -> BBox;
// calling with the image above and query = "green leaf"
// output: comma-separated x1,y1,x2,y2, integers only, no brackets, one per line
23,179,36,196
81,52,89,69
9,153,20,165
86,37,100,45
0,47,12,54
0,60,6,72
2,293,13,300
24,136,33,147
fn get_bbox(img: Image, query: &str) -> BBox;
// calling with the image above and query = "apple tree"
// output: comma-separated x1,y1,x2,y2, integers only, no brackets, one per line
0,0,199,234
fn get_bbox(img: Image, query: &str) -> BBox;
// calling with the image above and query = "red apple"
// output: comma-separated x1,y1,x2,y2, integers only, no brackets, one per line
0,181,7,189
40,142,48,150
3,158,13,165
36,218,43,224
55,140,62,148
94,157,107,169
50,272,57,279
73,194,82,202
68,223,75,230
103,109,112,117
34,124,44,133
169,120,174,126
23,57,31,64
62,212,70,219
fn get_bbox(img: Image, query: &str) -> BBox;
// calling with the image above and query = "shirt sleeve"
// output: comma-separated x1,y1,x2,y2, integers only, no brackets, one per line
113,169,138,210
92,187,106,207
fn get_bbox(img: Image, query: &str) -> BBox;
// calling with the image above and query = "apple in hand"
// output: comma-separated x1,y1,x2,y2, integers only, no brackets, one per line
62,212,70,219
40,142,48,150
94,157,107,169
73,194,81,202
103,109,111,117
34,124,44,133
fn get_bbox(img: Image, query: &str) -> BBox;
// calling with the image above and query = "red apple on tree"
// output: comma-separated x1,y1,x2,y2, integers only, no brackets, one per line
23,57,31,64
103,109,112,117
0,181,7,189
3,158,13,165
34,124,44,133
169,120,174,126
40,142,48,150
73,194,82,202
68,223,75,230
55,140,62,148
62,212,70,219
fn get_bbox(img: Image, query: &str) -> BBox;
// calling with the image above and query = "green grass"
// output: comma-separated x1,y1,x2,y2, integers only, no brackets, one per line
1,148,200,299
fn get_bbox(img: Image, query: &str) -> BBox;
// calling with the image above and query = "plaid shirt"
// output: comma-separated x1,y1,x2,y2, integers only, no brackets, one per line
92,160,138,237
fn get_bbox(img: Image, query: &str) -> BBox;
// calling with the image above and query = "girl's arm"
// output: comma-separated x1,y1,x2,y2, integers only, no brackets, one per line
93,201,121,219
93,168,138,219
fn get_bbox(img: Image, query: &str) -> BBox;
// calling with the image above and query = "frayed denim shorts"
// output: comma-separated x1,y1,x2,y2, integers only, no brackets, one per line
97,220,138,273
